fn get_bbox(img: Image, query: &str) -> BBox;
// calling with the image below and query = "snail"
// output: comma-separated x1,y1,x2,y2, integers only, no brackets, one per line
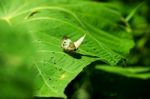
61,34,86,52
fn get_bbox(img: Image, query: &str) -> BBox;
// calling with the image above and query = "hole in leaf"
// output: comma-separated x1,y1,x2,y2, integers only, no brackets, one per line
26,10,39,19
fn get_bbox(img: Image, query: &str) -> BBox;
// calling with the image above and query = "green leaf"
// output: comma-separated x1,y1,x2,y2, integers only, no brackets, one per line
96,65,150,79
0,0,134,98
125,2,145,22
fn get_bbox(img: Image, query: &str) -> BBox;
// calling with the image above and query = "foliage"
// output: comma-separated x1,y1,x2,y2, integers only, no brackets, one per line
0,0,149,99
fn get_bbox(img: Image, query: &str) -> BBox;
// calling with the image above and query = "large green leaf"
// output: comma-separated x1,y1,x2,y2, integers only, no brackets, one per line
0,0,134,98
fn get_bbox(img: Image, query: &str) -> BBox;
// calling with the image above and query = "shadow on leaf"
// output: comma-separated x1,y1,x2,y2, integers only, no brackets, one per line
64,51,99,59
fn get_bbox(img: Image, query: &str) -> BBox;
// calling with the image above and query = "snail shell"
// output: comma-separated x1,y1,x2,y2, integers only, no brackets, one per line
61,34,86,52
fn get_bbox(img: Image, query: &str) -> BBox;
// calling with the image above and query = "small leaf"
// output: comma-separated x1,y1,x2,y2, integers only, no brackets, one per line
125,2,145,22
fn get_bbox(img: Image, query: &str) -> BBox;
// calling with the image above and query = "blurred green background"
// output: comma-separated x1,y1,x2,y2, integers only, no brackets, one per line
0,20,34,99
